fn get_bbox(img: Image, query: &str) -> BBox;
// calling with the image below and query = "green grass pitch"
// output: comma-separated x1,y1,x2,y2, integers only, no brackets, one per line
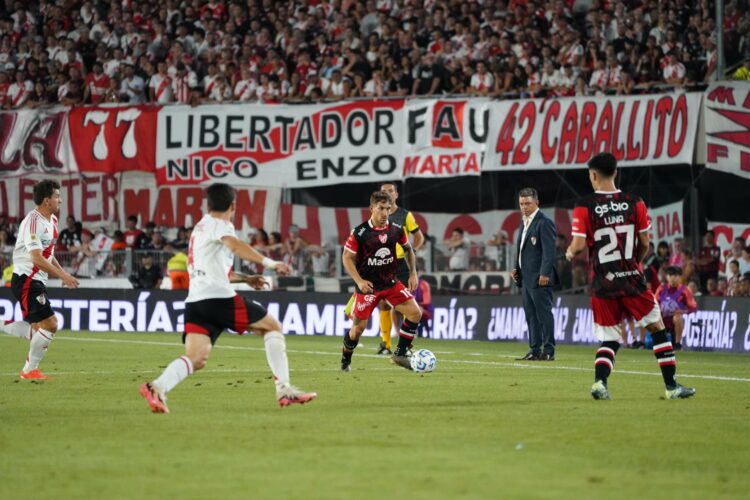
1,331,749,500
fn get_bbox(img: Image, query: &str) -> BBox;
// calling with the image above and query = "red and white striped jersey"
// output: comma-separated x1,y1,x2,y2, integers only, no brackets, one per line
233,78,257,101
150,73,173,103
85,73,111,103
12,210,58,284
172,72,197,103
7,80,32,108
186,214,236,303
663,62,685,81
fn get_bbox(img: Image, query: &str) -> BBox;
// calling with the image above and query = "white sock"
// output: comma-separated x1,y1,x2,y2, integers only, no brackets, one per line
152,356,193,395
23,328,54,372
264,331,290,391
1,321,32,339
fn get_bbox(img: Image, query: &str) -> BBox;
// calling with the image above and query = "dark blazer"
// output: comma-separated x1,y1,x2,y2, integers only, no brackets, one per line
515,210,558,289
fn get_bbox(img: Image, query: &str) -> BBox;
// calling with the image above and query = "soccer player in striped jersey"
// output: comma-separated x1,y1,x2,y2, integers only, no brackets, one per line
0,180,80,379
566,153,696,400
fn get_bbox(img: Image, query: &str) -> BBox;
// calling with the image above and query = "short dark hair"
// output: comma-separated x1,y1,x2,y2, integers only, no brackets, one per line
666,266,682,276
518,187,538,199
705,230,714,237
380,181,397,192
370,190,392,206
127,215,138,223
206,183,235,211
588,152,617,177
730,259,739,267
33,180,60,205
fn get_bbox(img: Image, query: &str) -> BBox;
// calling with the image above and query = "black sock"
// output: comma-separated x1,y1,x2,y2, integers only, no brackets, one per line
394,319,418,356
594,341,620,384
651,330,676,387
342,331,358,361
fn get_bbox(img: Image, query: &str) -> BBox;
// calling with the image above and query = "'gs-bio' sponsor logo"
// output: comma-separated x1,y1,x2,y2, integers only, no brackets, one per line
594,201,630,216
368,248,394,266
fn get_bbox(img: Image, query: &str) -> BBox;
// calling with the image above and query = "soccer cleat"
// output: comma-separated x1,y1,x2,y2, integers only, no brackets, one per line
19,369,50,380
665,383,696,400
139,383,169,414
391,354,413,371
341,359,351,372
277,385,317,407
591,380,611,400
376,342,392,355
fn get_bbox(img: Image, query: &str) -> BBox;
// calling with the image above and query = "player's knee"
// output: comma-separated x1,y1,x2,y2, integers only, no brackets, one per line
190,352,210,370
40,316,58,333
405,307,422,324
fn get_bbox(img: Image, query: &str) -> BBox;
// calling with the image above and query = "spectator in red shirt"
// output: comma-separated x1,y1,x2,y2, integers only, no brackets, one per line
83,62,110,104
656,266,698,351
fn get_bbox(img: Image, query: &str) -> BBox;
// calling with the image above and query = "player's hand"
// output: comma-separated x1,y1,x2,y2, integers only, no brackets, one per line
511,268,520,284
63,274,80,289
357,279,374,294
245,275,268,290
538,275,550,287
565,248,575,261
274,263,292,275
408,272,418,292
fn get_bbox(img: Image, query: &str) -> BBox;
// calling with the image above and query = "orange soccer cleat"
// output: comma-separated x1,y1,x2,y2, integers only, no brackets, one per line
277,385,317,407
139,383,170,414
19,369,51,380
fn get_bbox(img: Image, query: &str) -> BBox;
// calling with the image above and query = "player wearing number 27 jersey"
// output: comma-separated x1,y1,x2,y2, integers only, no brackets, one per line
566,153,695,400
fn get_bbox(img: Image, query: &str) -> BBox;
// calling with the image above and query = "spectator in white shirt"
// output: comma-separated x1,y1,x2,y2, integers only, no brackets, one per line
364,69,386,97
445,228,471,271
470,61,494,96
233,67,257,101
540,60,561,91
119,61,145,103
172,63,198,103
663,52,686,85
7,70,33,108
149,62,174,103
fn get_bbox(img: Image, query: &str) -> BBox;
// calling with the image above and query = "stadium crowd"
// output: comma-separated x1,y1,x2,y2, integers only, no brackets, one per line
0,0,749,107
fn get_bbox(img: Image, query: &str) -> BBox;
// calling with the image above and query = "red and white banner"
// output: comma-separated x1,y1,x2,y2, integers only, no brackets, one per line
483,93,701,170
0,94,706,187
0,108,75,176
155,100,406,187
0,173,280,232
401,99,488,178
703,81,750,179
708,221,750,258
648,200,684,249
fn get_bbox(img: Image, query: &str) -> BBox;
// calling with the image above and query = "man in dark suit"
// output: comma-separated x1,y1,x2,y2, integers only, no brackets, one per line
511,188,558,361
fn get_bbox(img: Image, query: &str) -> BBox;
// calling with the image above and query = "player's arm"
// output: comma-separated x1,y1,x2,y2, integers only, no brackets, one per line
682,287,698,314
221,235,291,274
342,248,373,294
636,231,650,263
50,256,65,274
29,250,79,288
635,200,651,263
566,206,588,261
405,212,424,251
403,241,418,292
229,271,268,290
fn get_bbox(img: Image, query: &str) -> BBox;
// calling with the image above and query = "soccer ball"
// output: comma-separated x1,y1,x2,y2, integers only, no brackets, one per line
410,349,437,373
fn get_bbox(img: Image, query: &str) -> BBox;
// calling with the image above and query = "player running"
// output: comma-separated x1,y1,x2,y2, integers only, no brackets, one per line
340,190,422,371
0,180,80,379
139,183,316,413
565,153,695,400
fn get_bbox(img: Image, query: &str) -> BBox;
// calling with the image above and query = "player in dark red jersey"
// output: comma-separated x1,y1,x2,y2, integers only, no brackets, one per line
566,153,695,400
341,190,422,371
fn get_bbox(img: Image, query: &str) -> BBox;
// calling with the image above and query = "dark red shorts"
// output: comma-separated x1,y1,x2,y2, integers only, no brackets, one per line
591,289,661,341
351,282,413,321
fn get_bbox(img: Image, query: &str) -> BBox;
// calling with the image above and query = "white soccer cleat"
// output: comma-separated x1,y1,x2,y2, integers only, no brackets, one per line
665,383,696,400
591,380,612,400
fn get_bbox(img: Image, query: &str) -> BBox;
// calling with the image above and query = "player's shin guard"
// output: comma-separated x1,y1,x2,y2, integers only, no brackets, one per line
379,309,392,349
152,355,194,395
342,330,358,364
264,331,290,390
651,330,677,387
394,319,418,357
23,328,54,372
594,341,620,384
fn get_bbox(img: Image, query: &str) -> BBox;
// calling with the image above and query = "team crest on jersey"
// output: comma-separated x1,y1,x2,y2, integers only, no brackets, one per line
378,234,387,243
30,234,37,240
36,294,47,305
531,236,537,246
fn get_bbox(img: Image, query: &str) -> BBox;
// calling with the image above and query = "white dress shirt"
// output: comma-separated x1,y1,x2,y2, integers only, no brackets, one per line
519,208,539,269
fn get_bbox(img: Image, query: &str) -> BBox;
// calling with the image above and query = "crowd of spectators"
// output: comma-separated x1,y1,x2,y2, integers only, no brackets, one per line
0,0,748,109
